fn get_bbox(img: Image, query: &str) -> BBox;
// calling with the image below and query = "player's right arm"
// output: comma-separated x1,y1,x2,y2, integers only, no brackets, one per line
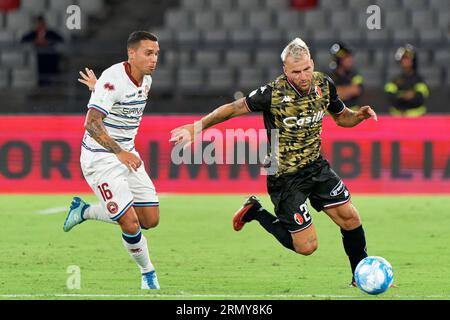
201,98,250,129
84,109,142,171
84,70,141,171
169,98,250,146
170,85,271,146
84,109,122,153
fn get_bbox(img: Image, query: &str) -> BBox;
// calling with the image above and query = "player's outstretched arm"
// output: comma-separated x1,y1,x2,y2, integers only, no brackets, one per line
332,106,377,128
84,109,142,171
170,98,250,145
78,68,97,91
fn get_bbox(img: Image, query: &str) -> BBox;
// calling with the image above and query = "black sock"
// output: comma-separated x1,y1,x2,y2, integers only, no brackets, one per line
255,209,295,251
341,225,368,279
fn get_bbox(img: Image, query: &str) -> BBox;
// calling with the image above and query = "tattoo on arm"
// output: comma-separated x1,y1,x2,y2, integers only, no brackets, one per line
85,109,122,154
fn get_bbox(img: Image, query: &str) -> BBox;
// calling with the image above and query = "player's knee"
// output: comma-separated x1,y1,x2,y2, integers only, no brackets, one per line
118,214,140,233
293,241,318,256
122,221,140,235
140,217,159,229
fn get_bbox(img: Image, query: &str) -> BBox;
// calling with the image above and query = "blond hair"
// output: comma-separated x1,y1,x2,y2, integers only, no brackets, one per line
280,37,311,62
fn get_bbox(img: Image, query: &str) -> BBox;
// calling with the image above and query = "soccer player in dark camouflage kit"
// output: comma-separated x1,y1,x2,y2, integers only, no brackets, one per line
170,38,378,285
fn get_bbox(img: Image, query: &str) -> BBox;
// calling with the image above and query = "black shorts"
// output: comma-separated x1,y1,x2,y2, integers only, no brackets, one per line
267,156,351,233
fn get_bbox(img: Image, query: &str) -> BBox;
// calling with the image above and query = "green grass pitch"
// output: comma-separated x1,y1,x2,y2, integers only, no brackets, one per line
0,194,449,300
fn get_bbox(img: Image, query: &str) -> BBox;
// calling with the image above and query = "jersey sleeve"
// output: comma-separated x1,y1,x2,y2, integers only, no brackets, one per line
324,74,346,114
245,85,272,112
87,71,119,116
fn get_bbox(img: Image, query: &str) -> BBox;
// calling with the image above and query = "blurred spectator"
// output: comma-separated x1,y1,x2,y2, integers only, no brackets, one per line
384,44,429,117
0,0,19,12
21,15,64,86
329,42,364,110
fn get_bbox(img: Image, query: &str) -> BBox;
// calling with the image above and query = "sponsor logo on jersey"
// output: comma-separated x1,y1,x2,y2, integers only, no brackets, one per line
123,106,145,116
283,110,325,128
106,201,119,214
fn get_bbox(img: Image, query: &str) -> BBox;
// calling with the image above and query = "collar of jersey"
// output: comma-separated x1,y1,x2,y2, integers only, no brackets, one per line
285,75,313,97
123,61,143,87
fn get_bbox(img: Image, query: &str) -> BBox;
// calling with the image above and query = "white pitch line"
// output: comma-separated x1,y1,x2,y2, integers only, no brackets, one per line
1,293,449,299
34,207,68,215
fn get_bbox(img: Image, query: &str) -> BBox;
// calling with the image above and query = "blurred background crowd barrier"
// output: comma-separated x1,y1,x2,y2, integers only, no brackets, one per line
1,115,449,193
0,0,449,114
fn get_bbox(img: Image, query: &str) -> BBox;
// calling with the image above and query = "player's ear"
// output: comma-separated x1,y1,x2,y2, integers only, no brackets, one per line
310,59,314,70
127,47,136,60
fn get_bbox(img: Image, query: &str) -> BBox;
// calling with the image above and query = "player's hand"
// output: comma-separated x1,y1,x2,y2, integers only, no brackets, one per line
116,150,142,172
356,106,377,122
78,68,97,91
169,124,195,146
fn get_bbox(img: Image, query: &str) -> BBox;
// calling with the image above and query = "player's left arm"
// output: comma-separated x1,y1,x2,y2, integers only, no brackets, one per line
331,106,377,128
326,75,376,127
78,68,97,91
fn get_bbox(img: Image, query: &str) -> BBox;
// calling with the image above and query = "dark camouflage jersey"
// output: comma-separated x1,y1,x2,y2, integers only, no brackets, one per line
245,71,345,177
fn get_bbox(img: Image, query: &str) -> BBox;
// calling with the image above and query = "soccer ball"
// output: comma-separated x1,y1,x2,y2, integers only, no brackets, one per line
354,256,394,295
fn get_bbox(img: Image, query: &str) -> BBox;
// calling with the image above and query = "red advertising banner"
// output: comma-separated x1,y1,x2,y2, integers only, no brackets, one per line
0,115,449,194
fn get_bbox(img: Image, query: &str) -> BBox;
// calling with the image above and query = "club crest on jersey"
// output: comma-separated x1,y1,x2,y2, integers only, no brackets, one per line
315,85,323,98
144,85,150,96
104,82,115,91
294,213,304,225
106,201,119,214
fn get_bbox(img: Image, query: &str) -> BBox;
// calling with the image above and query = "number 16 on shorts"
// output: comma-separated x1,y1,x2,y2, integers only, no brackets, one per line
98,183,113,201
96,182,121,217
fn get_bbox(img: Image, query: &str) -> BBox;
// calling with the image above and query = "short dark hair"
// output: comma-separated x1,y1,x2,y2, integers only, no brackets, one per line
35,15,46,23
127,31,158,49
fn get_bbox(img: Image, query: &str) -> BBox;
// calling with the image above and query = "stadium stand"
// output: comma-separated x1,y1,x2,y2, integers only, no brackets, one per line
0,0,448,114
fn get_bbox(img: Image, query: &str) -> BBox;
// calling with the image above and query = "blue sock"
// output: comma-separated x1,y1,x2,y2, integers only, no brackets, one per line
122,229,142,244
